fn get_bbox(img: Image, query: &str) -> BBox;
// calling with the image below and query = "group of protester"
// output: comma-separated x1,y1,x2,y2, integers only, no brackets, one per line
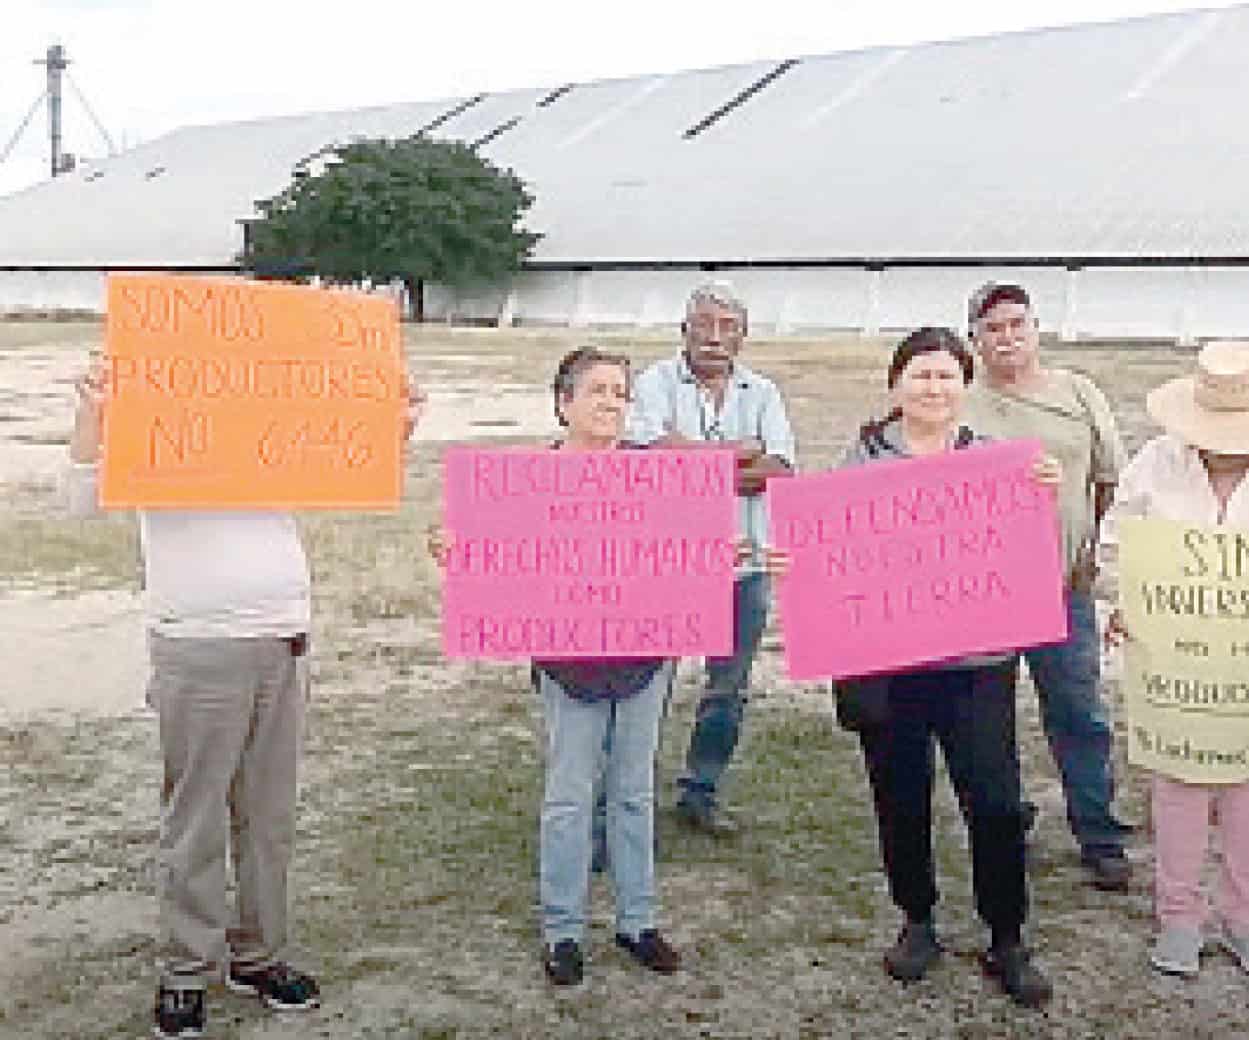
65,278,1249,1037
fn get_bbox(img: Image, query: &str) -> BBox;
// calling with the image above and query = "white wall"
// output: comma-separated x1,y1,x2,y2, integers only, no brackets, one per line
0,270,107,312
6,265,1249,341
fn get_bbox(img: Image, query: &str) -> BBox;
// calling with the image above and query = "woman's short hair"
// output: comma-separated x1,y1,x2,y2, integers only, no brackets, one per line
551,346,631,426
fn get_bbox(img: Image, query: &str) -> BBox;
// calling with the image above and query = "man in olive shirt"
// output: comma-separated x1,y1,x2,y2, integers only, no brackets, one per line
962,282,1132,891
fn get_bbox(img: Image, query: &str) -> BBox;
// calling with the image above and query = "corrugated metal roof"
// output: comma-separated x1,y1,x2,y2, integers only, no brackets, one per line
1,5,1246,267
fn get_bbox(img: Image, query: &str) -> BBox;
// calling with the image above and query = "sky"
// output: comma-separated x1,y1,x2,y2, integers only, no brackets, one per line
1,0,1244,197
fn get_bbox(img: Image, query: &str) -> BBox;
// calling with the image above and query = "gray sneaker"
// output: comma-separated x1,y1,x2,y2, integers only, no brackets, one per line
1149,926,1201,977
1220,927,1249,973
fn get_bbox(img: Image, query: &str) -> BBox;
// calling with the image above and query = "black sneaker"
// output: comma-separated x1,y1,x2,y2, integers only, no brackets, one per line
615,929,681,974
982,943,1053,1008
883,919,942,982
226,960,321,1011
543,939,584,985
1082,850,1132,892
152,982,205,1038
675,798,739,837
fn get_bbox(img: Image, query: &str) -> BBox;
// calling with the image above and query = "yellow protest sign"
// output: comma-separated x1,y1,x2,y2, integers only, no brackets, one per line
100,274,403,509
1121,516,1249,783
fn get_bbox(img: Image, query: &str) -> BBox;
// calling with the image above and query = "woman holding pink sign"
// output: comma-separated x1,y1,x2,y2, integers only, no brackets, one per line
833,327,1060,1008
429,346,682,987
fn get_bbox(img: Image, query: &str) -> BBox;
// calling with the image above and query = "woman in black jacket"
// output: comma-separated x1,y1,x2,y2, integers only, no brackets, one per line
837,327,1058,1009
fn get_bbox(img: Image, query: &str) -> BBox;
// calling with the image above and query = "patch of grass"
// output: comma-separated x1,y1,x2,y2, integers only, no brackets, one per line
0,508,138,591
300,502,441,630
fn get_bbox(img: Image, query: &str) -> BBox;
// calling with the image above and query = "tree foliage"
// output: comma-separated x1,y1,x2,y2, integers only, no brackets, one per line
239,136,541,313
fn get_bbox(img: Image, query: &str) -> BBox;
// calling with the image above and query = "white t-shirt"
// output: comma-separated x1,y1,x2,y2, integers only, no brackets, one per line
63,464,310,638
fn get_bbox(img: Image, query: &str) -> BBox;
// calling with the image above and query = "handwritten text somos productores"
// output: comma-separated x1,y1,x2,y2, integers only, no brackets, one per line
100,275,404,509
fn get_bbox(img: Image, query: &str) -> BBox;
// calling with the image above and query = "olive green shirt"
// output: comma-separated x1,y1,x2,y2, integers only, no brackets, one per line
963,369,1124,575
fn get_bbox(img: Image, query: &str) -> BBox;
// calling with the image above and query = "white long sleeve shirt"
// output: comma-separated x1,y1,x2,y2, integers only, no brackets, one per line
63,463,310,638
1099,433,1249,595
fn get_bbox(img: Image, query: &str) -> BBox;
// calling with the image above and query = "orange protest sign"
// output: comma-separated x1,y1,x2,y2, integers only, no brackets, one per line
100,274,403,509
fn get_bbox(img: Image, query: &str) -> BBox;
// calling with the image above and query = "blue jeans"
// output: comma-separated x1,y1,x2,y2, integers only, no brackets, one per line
1023,589,1126,857
539,667,666,944
677,571,771,809
592,678,672,870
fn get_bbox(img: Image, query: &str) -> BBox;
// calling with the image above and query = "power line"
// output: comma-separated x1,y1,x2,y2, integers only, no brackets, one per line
6,45,120,178
0,90,47,165
67,71,117,155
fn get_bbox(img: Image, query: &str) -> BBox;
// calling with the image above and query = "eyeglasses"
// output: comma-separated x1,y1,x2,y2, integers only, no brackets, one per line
688,315,743,336
980,315,1030,337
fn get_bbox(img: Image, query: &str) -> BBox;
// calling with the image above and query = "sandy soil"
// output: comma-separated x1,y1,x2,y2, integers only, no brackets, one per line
0,590,146,722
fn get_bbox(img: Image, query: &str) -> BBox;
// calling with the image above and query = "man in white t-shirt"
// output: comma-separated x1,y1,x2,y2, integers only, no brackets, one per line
66,363,423,1039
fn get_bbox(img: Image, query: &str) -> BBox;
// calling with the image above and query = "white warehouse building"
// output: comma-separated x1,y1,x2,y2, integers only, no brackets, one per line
1,5,1247,340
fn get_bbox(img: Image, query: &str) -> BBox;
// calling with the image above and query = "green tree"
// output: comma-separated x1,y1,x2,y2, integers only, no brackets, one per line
239,136,541,320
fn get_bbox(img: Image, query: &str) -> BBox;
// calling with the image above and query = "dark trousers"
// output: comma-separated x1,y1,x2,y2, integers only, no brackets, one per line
857,661,1027,943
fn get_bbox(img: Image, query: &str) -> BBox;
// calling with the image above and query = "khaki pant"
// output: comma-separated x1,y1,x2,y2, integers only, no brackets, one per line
150,634,308,985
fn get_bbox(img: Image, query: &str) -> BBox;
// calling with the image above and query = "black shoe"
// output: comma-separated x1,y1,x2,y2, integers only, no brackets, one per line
1082,850,1132,891
543,939,584,985
226,960,320,1011
883,919,942,982
675,798,739,837
982,943,1053,1008
153,982,205,1038
615,929,681,974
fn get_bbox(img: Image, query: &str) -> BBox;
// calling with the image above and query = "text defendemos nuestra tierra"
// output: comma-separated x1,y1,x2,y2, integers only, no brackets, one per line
783,465,1052,626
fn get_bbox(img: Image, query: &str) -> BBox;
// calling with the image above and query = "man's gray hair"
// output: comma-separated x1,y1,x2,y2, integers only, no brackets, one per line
685,280,748,326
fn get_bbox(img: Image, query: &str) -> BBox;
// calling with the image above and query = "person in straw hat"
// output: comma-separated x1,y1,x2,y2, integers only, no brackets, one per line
1100,340,1249,978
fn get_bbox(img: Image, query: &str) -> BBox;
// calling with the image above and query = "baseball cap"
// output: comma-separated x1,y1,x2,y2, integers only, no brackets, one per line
967,282,1031,328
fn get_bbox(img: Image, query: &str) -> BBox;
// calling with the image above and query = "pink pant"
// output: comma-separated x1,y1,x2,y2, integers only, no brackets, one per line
1153,775,1249,932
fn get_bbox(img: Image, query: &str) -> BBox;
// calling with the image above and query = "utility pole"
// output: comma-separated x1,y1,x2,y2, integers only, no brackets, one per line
35,44,72,177
3,44,116,181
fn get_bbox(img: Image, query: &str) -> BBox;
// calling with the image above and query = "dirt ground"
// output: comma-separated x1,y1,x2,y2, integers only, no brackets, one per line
1,322,1245,1039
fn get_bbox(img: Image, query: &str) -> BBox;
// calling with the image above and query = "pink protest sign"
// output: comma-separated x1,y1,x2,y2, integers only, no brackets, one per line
441,447,737,659
767,439,1067,680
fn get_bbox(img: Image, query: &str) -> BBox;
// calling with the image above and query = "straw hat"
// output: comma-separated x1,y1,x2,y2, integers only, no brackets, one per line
1147,341,1249,453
